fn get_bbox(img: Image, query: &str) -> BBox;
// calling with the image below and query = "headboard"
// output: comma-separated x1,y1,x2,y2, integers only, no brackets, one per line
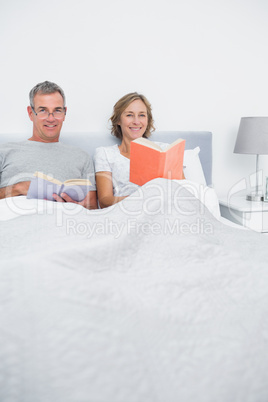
0,131,212,185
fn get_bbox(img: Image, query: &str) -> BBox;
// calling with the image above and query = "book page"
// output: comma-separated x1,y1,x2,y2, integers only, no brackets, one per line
64,179,92,186
34,171,62,186
165,138,185,151
132,137,163,151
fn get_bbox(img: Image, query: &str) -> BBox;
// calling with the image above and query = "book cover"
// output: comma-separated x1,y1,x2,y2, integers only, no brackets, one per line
27,172,92,202
129,138,185,186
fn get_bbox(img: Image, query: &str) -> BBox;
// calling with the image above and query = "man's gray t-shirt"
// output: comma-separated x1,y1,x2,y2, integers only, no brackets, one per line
0,140,96,189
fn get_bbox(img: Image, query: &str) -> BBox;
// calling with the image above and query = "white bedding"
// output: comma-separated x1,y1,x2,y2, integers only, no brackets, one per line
0,178,267,402
0,179,220,222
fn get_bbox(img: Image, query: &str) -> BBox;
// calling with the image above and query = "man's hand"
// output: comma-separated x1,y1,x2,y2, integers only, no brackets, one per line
52,190,98,209
0,181,31,199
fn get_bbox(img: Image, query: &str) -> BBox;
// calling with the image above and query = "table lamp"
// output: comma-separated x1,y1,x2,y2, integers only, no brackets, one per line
234,117,268,201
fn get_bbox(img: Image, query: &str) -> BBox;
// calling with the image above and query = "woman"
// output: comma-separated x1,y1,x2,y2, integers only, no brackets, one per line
94,92,157,208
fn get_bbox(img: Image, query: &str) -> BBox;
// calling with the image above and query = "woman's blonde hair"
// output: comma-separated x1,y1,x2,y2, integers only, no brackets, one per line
110,92,155,140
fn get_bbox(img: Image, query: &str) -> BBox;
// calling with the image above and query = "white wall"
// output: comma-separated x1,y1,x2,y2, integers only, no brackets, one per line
1,0,268,195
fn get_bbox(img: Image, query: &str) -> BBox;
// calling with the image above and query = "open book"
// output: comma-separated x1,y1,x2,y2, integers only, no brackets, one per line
129,137,185,186
27,172,92,202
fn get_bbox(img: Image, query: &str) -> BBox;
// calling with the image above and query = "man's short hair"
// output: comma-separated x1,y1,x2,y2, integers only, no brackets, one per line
29,81,66,108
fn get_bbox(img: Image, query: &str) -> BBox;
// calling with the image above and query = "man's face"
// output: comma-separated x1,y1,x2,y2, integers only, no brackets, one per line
27,92,66,142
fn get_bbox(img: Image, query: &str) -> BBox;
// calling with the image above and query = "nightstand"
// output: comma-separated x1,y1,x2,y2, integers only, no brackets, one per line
219,193,268,233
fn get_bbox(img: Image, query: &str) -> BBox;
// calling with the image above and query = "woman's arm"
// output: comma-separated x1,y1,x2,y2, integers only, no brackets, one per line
96,171,127,208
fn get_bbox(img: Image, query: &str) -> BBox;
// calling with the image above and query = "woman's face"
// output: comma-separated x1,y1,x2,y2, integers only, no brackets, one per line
118,99,148,141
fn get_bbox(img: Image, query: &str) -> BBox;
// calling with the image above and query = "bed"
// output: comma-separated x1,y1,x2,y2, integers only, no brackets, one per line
0,131,268,402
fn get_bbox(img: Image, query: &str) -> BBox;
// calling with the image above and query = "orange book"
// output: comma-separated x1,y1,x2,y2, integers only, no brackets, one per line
129,137,185,186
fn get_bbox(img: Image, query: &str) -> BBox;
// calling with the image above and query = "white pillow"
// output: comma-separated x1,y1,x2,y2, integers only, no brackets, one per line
183,147,206,185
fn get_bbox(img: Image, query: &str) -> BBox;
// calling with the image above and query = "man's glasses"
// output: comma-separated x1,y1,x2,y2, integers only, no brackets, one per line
31,107,66,120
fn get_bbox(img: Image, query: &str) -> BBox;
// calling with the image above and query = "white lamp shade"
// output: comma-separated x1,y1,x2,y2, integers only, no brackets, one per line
234,117,268,155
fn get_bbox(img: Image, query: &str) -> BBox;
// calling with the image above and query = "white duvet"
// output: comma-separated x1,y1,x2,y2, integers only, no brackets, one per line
0,179,267,402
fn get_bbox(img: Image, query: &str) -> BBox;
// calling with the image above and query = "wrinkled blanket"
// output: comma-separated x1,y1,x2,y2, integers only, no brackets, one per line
0,179,268,402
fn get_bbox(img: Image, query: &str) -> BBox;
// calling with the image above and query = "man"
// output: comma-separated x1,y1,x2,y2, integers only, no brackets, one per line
0,81,97,209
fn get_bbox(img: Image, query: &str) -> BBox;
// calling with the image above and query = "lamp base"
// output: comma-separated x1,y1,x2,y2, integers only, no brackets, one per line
246,194,264,202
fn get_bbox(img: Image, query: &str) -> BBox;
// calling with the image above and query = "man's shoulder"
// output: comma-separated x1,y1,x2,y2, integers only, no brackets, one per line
0,140,28,150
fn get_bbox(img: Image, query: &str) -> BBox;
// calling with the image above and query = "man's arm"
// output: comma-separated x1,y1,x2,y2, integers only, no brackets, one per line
0,181,31,200
53,190,98,210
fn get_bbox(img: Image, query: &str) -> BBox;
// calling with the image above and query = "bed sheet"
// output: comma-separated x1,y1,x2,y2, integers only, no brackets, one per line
0,179,220,222
0,178,267,402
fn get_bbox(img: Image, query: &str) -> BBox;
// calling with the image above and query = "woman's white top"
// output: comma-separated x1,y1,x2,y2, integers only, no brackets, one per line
93,143,168,197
